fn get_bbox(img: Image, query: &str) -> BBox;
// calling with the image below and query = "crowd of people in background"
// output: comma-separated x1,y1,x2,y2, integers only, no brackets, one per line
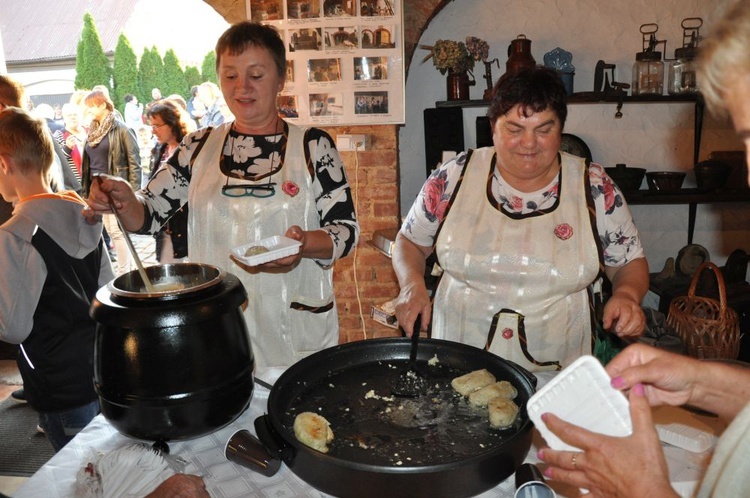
16,82,233,272
25,82,231,182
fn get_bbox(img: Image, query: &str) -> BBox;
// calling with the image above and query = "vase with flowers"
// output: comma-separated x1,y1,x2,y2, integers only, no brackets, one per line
466,36,499,100
420,39,476,100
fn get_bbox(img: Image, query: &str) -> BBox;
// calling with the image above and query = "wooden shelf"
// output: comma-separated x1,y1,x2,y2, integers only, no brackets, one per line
623,188,750,205
428,92,706,176
623,188,750,245
434,93,703,108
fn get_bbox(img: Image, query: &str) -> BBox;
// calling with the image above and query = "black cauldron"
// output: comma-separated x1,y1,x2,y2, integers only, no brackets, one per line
91,263,254,444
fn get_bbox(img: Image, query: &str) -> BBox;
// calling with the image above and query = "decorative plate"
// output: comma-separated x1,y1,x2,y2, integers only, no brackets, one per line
561,133,592,165
675,244,710,276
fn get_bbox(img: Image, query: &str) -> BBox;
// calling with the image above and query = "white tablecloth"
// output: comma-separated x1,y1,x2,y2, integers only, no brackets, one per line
14,370,709,498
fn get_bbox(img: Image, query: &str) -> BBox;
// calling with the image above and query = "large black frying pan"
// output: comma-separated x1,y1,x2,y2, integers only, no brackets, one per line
255,337,536,498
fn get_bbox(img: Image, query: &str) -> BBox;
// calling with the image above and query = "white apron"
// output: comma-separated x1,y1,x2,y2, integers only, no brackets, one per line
188,122,338,369
433,149,600,372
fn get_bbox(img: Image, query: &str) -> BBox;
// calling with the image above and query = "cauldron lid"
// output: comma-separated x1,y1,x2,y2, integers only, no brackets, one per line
107,263,225,301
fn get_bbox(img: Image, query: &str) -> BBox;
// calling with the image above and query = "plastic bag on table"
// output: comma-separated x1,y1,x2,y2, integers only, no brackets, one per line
639,307,687,355
74,442,188,498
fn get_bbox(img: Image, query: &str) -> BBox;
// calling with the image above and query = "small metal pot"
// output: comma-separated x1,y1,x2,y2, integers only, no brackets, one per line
694,160,731,191
91,263,254,443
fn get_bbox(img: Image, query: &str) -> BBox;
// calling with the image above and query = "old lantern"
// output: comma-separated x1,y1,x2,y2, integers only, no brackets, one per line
632,23,664,96
668,17,703,95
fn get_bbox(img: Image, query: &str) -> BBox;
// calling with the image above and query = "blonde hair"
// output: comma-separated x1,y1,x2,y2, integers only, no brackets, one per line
698,0,750,115
0,107,54,178
198,82,222,102
61,102,82,119
69,90,89,107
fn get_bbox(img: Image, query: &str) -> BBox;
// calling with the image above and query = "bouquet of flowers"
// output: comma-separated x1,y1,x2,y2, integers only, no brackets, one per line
420,39,475,75
465,36,490,62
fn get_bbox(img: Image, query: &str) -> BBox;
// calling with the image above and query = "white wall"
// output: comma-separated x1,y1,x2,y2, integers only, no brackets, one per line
0,26,6,73
399,0,750,273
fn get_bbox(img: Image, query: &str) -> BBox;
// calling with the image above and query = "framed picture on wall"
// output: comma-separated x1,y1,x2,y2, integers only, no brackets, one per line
246,0,405,125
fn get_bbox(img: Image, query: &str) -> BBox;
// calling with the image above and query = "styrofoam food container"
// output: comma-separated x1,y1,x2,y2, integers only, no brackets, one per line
527,355,632,452
652,405,719,453
231,236,302,266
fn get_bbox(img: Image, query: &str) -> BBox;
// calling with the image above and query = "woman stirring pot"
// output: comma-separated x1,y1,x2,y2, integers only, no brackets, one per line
84,22,359,369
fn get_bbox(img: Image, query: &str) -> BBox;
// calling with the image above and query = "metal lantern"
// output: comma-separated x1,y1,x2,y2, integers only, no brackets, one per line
632,23,665,95
668,17,703,95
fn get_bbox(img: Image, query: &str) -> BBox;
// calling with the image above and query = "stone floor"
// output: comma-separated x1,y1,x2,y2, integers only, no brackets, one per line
0,379,27,494
113,233,158,277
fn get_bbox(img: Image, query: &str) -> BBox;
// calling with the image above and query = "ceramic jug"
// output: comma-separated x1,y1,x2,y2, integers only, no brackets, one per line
506,34,536,74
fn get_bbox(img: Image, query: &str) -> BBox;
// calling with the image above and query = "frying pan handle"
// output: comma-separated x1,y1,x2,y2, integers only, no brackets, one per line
255,414,295,461
515,364,537,390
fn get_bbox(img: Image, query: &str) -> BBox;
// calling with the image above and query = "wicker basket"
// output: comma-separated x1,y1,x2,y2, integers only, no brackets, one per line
666,262,741,360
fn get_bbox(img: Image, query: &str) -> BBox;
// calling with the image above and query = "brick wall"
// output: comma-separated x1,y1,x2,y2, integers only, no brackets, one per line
326,123,402,343
203,0,447,343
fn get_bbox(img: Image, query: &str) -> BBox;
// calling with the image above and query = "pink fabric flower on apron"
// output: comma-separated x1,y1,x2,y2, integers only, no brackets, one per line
282,181,300,197
554,223,573,240
501,328,514,340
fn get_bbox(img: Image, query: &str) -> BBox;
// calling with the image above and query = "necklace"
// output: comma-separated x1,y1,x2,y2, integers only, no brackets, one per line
220,120,286,198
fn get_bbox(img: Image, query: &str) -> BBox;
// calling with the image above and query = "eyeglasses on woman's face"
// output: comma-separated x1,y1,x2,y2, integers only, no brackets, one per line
221,175,276,198
151,122,169,131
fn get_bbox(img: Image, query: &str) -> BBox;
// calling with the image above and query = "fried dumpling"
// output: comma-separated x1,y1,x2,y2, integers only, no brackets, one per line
293,412,334,453
451,368,496,396
468,380,518,407
488,397,519,429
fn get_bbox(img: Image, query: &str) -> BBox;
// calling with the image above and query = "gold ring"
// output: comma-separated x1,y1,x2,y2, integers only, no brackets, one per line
571,454,577,469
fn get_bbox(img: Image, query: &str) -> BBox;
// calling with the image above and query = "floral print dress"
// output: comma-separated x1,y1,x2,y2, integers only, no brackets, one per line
402,150,644,268
137,121,359,368
141,121,358,262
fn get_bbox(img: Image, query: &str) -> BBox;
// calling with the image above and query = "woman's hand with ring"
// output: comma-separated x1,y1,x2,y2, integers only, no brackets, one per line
537,384,678,497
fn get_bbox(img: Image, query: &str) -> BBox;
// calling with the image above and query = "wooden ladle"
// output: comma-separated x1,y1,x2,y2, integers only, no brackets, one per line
95,176,155,293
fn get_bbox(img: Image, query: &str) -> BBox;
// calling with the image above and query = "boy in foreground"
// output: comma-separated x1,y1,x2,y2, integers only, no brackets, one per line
0,107,114,451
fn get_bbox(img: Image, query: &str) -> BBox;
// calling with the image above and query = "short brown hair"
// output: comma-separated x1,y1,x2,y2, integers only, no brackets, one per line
487,67,568,129
147,99,193,142
0,107,54,178
0,74,25,108
215,22,286,78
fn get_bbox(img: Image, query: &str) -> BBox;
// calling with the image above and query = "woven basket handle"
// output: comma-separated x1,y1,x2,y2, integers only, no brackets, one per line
687,261,728,313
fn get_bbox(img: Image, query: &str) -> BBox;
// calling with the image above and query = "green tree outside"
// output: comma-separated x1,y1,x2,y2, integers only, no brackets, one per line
184,66,202,91
112,33,139,114
201,51,218,84
162,49,188,100
74,13,111,92
137,46,164,106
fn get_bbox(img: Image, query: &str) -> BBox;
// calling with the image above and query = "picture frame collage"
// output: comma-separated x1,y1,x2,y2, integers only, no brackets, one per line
246,0,405,125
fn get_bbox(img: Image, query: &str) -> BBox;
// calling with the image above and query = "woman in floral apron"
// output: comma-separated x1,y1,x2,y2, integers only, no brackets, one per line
393,67,648,372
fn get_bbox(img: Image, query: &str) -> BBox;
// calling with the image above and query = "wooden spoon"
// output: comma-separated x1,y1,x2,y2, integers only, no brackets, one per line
95,175,155,293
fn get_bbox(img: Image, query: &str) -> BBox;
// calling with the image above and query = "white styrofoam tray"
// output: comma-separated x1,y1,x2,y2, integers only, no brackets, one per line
527,355,632,452
652,405,721,453
231,236,302,266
